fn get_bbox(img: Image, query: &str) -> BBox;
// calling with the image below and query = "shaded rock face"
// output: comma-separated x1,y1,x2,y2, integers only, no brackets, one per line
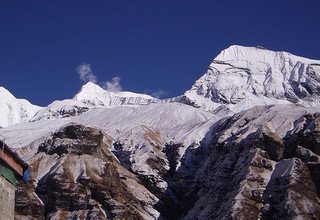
14,107,320,220
284,113,320,198
38,124,104,156
158,107,320,219
262,159,320,219
15,124,159,220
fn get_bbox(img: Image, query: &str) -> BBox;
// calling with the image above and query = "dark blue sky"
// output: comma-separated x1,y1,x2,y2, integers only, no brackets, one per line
1,0,320,106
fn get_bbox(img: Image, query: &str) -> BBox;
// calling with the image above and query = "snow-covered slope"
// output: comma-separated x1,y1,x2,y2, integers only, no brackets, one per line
0,102,216,198
1,102,214,153
0,81,157,127
30,82,158,122
74,82,158,107
0,87,42,128
31,99,90,121
183,45,320,112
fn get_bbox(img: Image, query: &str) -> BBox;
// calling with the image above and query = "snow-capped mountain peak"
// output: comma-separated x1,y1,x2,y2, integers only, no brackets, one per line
77,81,106,96
74,81,157,107
0,86,42,127
73,82,109,106
183,45,320,113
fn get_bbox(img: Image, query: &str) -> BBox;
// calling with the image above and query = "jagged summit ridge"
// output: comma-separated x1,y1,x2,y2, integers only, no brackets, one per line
31,82,159,122
214,45,317,63
74,81,157,107
183,45,320,112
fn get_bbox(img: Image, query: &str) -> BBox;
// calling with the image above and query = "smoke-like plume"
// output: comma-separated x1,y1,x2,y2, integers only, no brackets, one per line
144,89,168,99
151,90,168,99
76,63,97,83
103,77,122,92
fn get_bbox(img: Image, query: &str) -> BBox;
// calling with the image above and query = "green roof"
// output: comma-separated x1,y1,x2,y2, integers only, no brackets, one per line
0,160,18,186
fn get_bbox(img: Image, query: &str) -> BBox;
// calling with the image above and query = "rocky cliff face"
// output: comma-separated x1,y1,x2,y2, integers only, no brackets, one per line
172,105,320,219
15,124,160,219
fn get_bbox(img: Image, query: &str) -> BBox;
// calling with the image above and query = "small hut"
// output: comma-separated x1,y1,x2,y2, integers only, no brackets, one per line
0,139,29,220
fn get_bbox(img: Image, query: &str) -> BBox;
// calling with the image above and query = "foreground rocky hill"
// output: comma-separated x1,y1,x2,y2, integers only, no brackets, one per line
15,124,160,219
8,104,320,219
0,45,319,219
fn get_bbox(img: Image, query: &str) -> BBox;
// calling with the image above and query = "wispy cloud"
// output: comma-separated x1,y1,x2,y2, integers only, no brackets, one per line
103,77,122,92
152,90,168,99
76,63,97,83
144,89,168,99
76,63,122,92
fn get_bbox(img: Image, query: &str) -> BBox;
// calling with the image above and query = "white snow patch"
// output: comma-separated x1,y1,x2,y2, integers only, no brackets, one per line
0,87,42,127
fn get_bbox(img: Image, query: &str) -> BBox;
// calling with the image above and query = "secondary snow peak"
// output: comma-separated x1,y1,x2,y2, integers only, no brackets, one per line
74,81,157,107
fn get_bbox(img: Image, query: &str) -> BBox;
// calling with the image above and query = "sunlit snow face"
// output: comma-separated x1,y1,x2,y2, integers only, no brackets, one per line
184,46,320,113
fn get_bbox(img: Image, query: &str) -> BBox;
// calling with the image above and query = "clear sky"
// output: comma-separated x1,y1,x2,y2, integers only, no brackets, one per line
1,0,320,106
